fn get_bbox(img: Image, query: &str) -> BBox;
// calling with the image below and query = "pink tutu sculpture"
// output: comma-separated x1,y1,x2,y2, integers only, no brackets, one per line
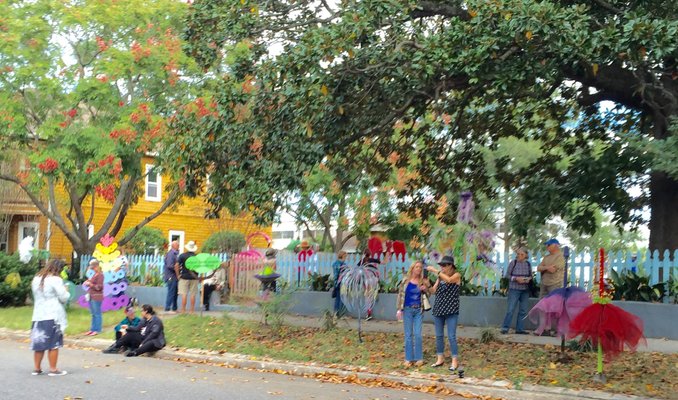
528,286,592,337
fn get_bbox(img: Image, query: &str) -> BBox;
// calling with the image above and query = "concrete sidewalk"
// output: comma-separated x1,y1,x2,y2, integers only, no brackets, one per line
204,306,678,354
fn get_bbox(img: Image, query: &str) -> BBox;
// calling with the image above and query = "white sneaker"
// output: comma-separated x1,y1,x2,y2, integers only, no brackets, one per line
48,370,68,376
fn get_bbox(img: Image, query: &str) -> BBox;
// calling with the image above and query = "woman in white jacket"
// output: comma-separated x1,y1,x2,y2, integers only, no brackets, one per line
30,259,70,376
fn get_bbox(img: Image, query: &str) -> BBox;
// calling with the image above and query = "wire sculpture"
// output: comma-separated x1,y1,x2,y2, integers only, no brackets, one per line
339,261,380,342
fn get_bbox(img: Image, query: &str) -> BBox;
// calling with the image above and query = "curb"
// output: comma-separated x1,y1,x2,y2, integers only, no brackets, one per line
0,328,648,400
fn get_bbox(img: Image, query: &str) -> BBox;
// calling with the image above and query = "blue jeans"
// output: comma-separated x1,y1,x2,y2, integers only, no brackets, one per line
89,300,102,333
502,289,529,332
433,314,458,357
403,307,423,361
165,278,178,311
333,284,344,315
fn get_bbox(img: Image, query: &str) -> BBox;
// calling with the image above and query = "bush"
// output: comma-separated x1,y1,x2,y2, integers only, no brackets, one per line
309,272,331,291
609,269,665,302
124,226,167,255
202,231,246,254
0,252,40,307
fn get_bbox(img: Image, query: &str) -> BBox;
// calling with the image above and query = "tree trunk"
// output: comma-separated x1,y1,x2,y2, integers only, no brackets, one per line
648,171,678,252
648,108,678,253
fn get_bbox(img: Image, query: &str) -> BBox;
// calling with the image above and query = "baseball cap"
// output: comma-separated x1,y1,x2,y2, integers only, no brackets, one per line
544,238,560,246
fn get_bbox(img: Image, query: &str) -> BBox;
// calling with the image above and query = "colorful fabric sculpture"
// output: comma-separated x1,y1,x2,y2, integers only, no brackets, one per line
528,286,592,337
568,249,645,377
78,234,129,311
426,191,497,280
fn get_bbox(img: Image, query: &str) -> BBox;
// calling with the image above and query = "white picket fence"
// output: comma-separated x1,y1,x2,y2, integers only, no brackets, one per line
81,249,677,300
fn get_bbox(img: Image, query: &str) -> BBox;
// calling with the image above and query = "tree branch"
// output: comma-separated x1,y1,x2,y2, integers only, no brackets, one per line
410,1,471,20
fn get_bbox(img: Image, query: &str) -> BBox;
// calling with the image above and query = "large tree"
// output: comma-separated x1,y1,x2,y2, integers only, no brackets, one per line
181,0,678,251
0,0,203,256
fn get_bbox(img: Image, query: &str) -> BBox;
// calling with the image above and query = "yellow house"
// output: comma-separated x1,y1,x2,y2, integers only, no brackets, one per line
0,156,271,259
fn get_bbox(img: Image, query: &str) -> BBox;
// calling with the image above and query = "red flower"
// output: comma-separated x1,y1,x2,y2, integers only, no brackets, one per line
37,158,59,173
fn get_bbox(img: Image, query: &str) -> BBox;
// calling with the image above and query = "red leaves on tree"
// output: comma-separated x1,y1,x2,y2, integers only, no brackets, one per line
96,36,109,52
37,158,59,173
95,183,116,203
109,128,137,144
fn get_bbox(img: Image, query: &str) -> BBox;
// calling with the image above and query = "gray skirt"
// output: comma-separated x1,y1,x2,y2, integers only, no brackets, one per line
30,320,64,351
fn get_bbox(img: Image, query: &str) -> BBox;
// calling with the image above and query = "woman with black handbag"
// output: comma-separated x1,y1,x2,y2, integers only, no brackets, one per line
395,261,430,367
500,248,532,334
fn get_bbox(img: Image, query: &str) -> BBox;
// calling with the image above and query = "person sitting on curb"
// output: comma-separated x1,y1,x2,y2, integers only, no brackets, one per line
102,304,165,357
114,306,142,342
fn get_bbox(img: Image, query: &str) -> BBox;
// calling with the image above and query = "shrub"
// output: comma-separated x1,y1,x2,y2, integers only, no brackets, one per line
202,231,246,254
309,272,331,291
124,226,167,255
609,269,665,302
0,252,40,307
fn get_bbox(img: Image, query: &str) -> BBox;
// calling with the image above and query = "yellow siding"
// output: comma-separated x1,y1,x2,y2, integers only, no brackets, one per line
41,156,271,256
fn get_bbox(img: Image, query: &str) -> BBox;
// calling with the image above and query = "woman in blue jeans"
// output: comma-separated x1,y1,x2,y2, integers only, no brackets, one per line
395,261,430,367
501,248,532,334
426,255,461,371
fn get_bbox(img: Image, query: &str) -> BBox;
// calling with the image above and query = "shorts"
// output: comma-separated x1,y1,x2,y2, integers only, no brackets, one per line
178,279,198,296
30,320,64,351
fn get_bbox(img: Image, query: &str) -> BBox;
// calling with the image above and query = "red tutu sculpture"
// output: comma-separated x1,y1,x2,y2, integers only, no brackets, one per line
567,248,645,382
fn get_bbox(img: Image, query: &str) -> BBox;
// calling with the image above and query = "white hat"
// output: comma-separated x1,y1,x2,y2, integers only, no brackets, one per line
185,241,198,252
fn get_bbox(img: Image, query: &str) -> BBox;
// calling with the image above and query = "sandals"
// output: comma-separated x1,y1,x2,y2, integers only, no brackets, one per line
430,361,445,368
48,370,68,376
31,370,43,376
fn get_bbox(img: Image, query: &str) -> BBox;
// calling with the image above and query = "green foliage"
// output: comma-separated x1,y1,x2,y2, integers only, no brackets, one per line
0,252,40,307
0,0,204,255
202,231,246,254
286,240,301,252
124,226,167,255
320,309,338,332
308,272,331,292
459,271,483,297
180,0,678,250
566,339,594,353
479,327,500,344
258,288,295,335
669,270,678,304
609,269,666,302
379,270,402,294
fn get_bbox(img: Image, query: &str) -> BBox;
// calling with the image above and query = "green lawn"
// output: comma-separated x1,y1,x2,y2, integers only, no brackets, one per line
0,306,124,336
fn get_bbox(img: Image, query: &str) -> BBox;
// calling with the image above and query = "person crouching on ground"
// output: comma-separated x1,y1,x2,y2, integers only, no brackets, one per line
395,260,430,367
114,306,141,342
102,304,165,357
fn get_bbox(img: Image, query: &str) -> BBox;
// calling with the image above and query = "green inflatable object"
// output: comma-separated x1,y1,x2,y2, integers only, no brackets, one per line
185,253,221,274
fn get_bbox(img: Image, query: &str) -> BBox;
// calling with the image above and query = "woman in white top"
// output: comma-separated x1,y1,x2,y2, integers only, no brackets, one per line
30,259,70,376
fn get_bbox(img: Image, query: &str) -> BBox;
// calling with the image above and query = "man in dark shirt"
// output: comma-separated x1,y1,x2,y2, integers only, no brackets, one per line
163,241,180,313
175,241,198,313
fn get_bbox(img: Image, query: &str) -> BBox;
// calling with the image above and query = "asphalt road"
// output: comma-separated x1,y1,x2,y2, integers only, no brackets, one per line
0,339,461,400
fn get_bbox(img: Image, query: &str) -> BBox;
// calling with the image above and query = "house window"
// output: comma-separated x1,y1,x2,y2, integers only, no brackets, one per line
272,230,295,240
145,164,161,202
17,221,40,248
169,230,184,253
0,229,7,252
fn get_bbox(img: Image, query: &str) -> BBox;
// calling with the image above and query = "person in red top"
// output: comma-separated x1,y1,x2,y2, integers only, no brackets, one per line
297,240,314,286
83,259,104,336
